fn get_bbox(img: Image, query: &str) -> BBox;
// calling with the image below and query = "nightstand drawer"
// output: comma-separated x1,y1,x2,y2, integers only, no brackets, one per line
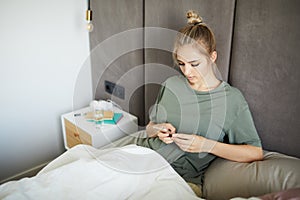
64,119,92,148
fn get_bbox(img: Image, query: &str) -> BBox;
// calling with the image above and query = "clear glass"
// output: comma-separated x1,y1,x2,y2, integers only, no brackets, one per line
94,109,103,129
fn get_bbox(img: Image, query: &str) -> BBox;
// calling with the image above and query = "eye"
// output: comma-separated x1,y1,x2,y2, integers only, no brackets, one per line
191,63,200,67
178,62,185,66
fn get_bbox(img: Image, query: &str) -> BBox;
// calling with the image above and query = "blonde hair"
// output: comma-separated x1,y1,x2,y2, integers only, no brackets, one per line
173,10,216,61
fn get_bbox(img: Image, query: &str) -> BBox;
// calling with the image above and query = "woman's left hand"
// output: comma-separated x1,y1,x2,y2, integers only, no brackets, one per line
172,133,215,153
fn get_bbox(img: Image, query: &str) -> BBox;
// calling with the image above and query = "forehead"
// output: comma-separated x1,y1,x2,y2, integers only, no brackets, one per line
176,44,207,62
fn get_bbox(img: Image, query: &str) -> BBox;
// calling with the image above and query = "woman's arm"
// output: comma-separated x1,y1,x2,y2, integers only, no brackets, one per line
145,121,157,137
209,140,263,162
172,134,263,162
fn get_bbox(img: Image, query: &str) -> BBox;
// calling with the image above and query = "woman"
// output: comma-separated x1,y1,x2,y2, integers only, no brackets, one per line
137,10,263,197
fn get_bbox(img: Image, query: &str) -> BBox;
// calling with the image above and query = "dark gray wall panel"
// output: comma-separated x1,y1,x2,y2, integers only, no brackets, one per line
144,0,236,123
89,0,144,125
230,0,300,157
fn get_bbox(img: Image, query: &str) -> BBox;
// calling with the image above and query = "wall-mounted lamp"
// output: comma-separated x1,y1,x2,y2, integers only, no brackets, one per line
86,0,93,32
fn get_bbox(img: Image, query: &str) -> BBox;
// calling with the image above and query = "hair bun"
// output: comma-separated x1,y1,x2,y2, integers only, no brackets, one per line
186,10,203,25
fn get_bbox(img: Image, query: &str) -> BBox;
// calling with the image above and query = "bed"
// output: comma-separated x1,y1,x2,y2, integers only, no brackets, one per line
1,131,300,200
0,144,201,200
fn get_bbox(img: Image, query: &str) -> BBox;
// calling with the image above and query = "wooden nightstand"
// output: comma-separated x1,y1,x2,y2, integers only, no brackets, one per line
61,106,138,149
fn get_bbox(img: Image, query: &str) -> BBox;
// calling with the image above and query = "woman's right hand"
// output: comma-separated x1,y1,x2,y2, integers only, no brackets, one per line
146,121,176,144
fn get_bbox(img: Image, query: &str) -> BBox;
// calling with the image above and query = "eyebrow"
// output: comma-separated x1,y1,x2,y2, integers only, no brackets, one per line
177,59,201,63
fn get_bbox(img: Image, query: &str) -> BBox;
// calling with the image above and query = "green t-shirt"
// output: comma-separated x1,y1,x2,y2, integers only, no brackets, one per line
137,75,262,185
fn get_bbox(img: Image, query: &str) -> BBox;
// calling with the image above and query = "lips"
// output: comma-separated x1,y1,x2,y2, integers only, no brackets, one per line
187,76,194,80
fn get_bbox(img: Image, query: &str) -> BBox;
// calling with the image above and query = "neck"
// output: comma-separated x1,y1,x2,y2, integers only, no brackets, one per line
189,73,221,92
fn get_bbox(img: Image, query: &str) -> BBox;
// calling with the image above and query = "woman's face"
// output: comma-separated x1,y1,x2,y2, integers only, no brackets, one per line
176,44,216,85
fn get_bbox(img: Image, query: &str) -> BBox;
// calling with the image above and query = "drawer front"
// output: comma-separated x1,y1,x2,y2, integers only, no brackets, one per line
64,119,92,148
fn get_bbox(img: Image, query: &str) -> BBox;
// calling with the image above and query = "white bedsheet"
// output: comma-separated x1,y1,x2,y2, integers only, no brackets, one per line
0,144,202,200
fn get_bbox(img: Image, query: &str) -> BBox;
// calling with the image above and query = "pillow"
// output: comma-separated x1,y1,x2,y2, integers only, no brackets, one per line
202,151,300,200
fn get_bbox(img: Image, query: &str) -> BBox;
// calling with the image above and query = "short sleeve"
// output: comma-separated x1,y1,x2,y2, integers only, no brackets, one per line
227,106,262,147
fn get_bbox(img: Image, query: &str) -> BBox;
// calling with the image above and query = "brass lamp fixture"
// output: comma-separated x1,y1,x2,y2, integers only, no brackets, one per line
86,0,93,32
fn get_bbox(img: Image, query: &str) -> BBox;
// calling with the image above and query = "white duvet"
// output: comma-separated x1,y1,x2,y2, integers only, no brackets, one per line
0,144,202,200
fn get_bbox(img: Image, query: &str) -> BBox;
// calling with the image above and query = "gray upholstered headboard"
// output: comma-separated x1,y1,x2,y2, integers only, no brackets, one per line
89,0,300,157
229,0,300,158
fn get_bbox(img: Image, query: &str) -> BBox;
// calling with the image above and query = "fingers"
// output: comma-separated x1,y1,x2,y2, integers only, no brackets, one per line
148,123,204,150
164,137,174,144
153,123,176,132
163,123,176,134
173,134,196,152
152,123,176,144
158,131,173,144
147,123,165,138
147,123,208,153
172,133,192,140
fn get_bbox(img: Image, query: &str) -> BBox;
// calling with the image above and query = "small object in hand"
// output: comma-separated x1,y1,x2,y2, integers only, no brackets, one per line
153,125,172,137
161,128,172,137
164,129,172,137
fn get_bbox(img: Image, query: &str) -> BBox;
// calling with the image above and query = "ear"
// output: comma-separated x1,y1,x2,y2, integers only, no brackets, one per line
210,51,217,62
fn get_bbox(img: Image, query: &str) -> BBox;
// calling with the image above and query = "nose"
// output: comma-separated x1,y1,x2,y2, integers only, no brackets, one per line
183,63,193,75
